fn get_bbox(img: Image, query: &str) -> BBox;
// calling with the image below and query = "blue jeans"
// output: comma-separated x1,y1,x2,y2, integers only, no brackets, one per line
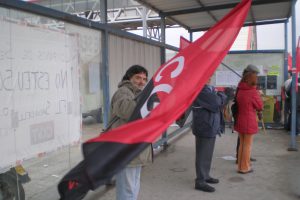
116,166,142,200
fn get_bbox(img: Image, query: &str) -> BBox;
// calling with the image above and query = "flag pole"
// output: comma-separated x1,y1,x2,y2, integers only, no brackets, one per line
261,118,266,134
221,62,242,78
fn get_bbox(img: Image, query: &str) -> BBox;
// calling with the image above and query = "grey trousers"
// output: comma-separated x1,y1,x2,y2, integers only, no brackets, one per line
195,136,216,184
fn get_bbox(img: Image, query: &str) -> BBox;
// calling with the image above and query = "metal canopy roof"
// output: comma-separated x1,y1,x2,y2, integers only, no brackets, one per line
135,0,292,32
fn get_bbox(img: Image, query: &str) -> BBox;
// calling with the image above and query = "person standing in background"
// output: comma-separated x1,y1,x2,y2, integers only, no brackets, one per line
235,65,261,163
234,65,263,174
283,72,292,130
192,77,227,192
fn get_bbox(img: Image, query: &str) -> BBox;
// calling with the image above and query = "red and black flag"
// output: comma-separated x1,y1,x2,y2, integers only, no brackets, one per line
58,0,251,199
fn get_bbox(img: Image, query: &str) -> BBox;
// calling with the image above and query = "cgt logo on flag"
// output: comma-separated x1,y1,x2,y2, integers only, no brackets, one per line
58,0,252,199
140,56,184,118
68,180,79,190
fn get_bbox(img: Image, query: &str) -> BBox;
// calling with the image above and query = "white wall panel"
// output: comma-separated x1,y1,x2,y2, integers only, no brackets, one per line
0,16,81,169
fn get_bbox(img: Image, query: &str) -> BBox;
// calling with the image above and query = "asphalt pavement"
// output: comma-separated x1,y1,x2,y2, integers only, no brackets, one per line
23,125,300,200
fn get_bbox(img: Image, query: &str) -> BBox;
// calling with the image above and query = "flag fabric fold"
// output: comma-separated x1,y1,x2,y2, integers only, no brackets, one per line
179,36,191,51
58,0,252,199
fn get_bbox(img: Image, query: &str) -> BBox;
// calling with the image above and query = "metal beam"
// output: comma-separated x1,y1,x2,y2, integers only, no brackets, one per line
166,16,189,30
0,0,178,51
189,31,193,42
147,27,161,41
195,0,218,23
100,0,108,127
142,6,148,37
162,0,291,16
229,50,285,54
249,3,256,25
160,15,166,63
74,7,179,31
101,29,110,128
100,0,107,23
134,0,189,30
191,18,288,32
160,15,167,149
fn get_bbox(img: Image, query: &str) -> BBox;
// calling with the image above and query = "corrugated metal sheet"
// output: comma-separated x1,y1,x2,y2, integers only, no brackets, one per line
135,0,292,31
108,34,160,97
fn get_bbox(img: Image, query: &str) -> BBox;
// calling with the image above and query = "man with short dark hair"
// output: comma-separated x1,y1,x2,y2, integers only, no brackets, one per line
108,65,152,200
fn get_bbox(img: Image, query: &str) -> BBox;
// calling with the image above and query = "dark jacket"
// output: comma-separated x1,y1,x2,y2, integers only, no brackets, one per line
192,85,227,138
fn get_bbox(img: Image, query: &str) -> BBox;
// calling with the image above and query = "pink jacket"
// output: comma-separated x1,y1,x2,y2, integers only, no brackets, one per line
234,82,263,134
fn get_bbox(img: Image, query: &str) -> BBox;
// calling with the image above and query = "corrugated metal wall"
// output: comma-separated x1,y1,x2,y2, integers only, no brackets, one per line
108,34,161,98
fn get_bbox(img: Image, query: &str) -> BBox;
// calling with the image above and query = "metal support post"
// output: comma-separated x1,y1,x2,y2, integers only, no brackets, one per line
101,29,110,129
100,0,109,129
142,6,148,37
284,22,289,126
160,14,168,149
288,0,298,151
100,0,107,23
189,30,193,42
284,22,288,81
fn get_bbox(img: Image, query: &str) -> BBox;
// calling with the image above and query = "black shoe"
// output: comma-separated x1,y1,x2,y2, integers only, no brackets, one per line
238,169,254,174
195,183,215,192
250,157,257,162
205,177,219,184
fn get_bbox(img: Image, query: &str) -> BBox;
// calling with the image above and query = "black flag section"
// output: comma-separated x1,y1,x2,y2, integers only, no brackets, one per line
58,142,150,200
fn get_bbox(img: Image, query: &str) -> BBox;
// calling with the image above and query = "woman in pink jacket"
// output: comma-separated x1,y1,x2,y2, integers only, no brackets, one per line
234,65,263,174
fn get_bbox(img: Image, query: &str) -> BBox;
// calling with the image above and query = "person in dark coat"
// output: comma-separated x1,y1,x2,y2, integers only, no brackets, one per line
192,77,227,192
283,72,292,130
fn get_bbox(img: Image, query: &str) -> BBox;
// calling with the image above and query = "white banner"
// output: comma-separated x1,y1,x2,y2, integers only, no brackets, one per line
0,19,81,169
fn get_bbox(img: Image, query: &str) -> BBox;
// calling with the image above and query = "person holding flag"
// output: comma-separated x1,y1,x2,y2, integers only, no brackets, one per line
192,76,227,192
109,65,153,200
57,0,252,199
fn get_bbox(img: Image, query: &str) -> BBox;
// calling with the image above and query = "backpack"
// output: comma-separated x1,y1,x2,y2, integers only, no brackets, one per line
231,88,239,125
231,101,238,124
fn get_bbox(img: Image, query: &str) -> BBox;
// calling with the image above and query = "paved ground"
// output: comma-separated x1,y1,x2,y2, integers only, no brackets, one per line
85,127,300,200
23,125,300,200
